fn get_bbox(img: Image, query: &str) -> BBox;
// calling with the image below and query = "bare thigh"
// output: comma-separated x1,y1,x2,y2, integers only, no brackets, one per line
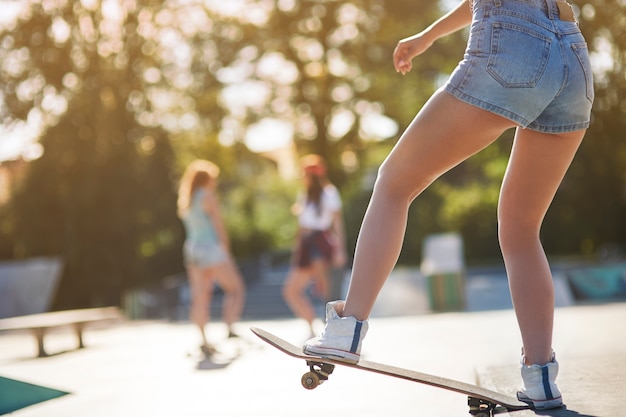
212,258,245,294
188,265,215,298
376,89,516,199
498,128,585,239
283,266,312,294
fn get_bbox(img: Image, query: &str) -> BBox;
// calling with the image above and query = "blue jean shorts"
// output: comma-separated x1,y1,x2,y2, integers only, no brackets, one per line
184,240,227,268
444,0,594,133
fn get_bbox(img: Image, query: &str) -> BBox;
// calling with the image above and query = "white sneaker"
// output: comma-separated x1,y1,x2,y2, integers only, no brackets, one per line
517,351,563,410
303,301,368,364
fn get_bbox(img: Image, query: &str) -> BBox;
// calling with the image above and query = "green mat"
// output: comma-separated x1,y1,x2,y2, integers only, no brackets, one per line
0,376,69,415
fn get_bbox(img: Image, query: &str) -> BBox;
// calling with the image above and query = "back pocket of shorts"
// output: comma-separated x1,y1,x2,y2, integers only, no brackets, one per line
571,42,594,102
487,22,552,88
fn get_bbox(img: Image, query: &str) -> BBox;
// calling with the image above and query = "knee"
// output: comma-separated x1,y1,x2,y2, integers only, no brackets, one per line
232,282,246,299
191,299,208,311
190,299,208,318
282,278,300,301
497,217,540,253
375,161,431,202
497,224,514,254
375,162,404,197
228,272,246,293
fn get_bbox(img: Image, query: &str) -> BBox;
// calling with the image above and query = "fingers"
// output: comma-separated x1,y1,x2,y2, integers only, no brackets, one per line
393,39,417,75
393,34,434,75
393,47,412,75
397,58,412,75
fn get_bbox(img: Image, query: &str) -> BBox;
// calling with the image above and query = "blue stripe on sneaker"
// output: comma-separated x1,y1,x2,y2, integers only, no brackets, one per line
350,321,363,353
542,366,553,399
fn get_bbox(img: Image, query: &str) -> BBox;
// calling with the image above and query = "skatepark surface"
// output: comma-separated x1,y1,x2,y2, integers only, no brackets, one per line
1,302,624,417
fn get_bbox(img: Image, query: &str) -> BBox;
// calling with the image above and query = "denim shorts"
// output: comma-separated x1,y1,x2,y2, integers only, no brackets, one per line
184,240,227,268
444,0,594,133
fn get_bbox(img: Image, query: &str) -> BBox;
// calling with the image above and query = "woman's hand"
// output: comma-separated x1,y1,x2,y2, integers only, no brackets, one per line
393,0,472,75
393,33,434,75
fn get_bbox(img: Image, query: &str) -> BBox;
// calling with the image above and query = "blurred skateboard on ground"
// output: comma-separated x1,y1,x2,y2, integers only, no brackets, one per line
251,327,530,417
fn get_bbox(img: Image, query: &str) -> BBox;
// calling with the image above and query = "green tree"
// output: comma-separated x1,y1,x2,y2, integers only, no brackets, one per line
1,0,187,307
247,0,393,183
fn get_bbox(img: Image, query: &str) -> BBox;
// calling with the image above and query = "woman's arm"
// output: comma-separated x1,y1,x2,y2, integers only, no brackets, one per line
394,0,472,75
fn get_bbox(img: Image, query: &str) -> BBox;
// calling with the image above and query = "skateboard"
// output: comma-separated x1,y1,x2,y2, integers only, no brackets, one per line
251,327,530,417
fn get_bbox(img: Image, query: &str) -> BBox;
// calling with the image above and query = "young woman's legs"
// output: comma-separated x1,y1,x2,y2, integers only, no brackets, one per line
283,258,330,334
213,258,246,334
283,267,318,332
187,264,215,346
499,128,585,366
343,89,515,320
310,258,331,301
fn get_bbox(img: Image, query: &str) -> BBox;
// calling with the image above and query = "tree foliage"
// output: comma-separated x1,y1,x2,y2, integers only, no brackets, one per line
2,0,188,307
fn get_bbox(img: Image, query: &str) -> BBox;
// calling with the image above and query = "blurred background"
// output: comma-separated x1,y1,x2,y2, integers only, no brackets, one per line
0,0,624,317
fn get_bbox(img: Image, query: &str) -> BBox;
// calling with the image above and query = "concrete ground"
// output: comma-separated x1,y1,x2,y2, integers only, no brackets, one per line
1,302,624,417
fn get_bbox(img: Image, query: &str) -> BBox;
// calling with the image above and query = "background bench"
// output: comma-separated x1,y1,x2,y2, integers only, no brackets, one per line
0,307,123,357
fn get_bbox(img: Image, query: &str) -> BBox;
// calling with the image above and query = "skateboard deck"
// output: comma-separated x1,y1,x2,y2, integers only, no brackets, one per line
251,327,530,417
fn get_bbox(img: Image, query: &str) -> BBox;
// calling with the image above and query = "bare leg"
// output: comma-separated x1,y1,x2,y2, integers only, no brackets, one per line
499,128,584,365
214,258,246,334
187,265,215,346
283,267,317,333
310,259,331,302
343,90,515,320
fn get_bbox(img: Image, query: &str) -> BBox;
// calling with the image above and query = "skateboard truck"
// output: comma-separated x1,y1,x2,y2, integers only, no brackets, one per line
467,397,497,417
301,360,335,389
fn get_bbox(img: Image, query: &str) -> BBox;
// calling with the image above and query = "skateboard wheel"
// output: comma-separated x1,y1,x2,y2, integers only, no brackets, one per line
301,371,320,390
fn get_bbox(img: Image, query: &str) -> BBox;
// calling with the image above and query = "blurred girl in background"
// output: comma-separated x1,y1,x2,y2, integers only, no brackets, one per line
178,160,246,353
283,155,347,337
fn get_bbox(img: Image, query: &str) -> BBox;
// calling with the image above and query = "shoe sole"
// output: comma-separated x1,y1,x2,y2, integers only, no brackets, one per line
517,392,563,410
303,346,360,364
